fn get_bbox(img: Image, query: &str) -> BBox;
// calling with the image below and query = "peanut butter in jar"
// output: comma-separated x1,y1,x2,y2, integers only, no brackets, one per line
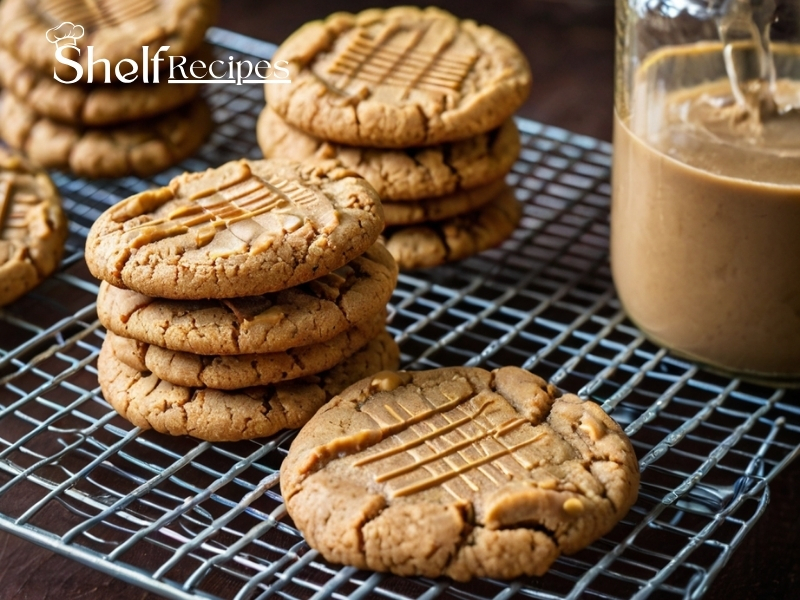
612,1,800,382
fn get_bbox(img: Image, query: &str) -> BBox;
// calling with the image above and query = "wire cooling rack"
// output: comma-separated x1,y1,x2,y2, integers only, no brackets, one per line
1,27,799,600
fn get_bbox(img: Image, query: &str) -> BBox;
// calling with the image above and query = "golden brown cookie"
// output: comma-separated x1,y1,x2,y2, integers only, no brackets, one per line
107,308,386,389
0,46,204,126
382,179,505,226
98,328,400,442
281,366,639,581
0,0,218,84
96,243,397,355
265,6,531,148
384,186,522,270
0,149,68,307
85,158,385,299
0,94,212,179
257,107,520,201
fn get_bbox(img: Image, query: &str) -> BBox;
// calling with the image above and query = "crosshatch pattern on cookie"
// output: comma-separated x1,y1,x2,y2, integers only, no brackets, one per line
0,175,41,239
354,396,544,499
38,0,157,30
326,23,478,99
124,165,339,254
0,183,31,236
346,390,548,500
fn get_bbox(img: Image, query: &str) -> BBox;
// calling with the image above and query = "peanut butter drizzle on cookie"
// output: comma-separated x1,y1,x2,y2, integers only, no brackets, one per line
305,389,472,471
388,430,546,498
360,394,547,499
122,161,340,252
368,414,531,484
308,375,565,500
353,399,495,467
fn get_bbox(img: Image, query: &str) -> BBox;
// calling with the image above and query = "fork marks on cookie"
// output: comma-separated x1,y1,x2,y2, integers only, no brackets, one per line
327,24,477,99
124,166,340,252
39,0,157,30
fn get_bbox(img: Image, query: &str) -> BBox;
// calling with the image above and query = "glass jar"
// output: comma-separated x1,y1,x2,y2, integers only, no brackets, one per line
612,0,800,383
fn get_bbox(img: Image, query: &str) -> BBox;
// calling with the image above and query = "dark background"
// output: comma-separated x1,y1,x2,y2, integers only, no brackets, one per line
2,1,799,599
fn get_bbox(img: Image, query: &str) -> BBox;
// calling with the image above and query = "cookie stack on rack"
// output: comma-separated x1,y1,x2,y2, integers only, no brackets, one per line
85,158,399,442
0,0,219,178
260,6,531,270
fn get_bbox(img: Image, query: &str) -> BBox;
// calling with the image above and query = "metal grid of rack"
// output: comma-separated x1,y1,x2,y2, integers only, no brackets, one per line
1,27,799,600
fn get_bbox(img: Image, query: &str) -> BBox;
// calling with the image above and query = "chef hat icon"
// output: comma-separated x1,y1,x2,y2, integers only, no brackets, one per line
45,22,85,49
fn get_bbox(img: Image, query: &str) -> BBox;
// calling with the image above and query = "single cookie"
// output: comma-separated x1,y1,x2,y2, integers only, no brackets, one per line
98,329,400,442
0,0,218,84
0,94,212,179
281,366,639,581
257,107,520,201
85,158,384,299
0,149,68,307
384,186,522,270
0,46,205,126
265,7,531,148
383,178,505,226
108,308,386,389
96,243,398,355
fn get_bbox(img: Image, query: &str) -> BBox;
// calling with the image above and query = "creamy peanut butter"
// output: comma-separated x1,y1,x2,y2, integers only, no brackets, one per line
612,53,800,379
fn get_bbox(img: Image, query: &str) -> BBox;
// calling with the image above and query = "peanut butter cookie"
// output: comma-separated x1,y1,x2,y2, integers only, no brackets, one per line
384,186,522,270
382,179,505,226
85,158,384,299
0,47,203,126
281,366,639,580
265,6,531,148
96,243,397,355
0,149,68,307
257,107,520,201
0,94,212,179
108,309,386,389
98,329,400,442
0,0,218,84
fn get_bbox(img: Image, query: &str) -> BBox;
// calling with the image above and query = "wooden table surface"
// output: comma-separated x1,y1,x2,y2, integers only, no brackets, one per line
1,1,798,599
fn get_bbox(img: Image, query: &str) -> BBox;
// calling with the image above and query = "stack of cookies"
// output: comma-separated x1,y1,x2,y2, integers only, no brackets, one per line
260,6,531,270
85,158,399,442
0,0,219,179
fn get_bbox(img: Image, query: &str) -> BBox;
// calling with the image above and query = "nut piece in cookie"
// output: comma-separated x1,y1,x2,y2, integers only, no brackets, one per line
85,158,384,299
0,148,68,307
281,366,639,581
266,6,531,148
